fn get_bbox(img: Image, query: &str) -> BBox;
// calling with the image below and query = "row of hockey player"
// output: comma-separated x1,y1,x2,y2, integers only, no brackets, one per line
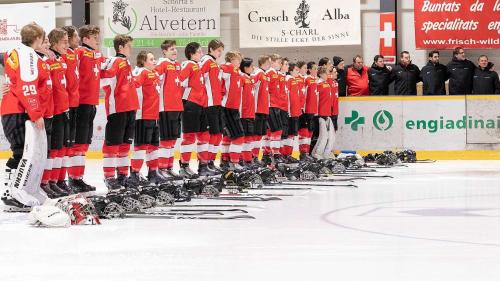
1,23,341,206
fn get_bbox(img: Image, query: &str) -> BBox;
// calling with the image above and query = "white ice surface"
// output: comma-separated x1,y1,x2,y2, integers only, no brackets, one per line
2,160,500,281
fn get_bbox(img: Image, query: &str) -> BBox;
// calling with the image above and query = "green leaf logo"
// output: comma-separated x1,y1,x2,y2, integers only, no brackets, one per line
373,110,394,131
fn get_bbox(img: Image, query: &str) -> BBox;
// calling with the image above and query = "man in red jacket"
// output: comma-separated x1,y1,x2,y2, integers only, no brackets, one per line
346,55,369,96
252,55,271,165
71,25,103,192
46,28,72,197
61,25,81,190
155,40,183,179
178,42,206,178
199,39,224,175
100,35,139,190
220,51,244,170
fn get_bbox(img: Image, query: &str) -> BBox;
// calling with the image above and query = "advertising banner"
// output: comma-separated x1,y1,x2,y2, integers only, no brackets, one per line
103,0,220,47
0,2,55,52
239,0,361,48
414,0,500,49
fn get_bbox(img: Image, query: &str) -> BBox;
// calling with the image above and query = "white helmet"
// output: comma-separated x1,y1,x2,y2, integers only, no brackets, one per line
29,205,71,228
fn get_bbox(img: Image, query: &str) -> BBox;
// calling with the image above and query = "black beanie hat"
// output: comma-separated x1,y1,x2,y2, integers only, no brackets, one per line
332,56,344,67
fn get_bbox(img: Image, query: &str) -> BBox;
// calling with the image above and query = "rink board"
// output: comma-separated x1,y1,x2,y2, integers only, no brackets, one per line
1,95,500,160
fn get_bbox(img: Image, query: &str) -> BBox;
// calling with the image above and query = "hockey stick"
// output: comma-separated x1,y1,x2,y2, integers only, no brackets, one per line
125,214,256,220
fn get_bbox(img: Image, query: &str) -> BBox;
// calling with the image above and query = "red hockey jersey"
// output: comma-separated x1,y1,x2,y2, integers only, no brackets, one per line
1,44,45,121
62,47,79,108
155,57,183,112
47,53,69,115
76,44,104,105
278,72,288,111
252,68,270,115
179,60,205,107
296,75,306,111
199,54,222,107
240,73,255,119
133,67,160,120
304,75,318,115
37,54,53,118
266,68,281,109
317,79,333,117
286,75,301,118
220,63,242,110
100,55,139,115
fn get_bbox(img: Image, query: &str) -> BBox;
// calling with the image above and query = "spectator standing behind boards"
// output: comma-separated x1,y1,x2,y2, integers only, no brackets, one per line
346,55,369,96
333,56,347,97
447,47,475,95
473,55,500,95
420,50,448,95
393,51,421,95
368,55,394,96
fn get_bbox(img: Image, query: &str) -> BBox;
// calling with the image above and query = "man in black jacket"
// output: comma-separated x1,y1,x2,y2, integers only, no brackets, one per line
393,51,421,95
447,47,475,95
368,55,394,96
473,55,500,95
333,56,347,97
420,50,448,95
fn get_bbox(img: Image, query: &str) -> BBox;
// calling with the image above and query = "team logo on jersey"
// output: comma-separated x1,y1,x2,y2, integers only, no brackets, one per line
118,61,127,69
50,63,61,70
7,51,19,70
166,65,175,70
108,0,138,35
65,54,76,60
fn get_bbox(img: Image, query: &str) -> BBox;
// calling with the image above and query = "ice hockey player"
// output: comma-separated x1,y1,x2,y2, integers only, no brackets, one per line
100,35,139,190
60,26,82,190
1,23,47,209
131,51,166,185
220,51,245,171
239,57,257,167
252,55,271,166
311,66,336,159
263,54,284,166
178,42,206,178
155,40,183,179
281,62,301,163
71,25,103,192
36,36,59,198
46,28,72,196
278,58,290,162
298,61,317,162
199,39,225,175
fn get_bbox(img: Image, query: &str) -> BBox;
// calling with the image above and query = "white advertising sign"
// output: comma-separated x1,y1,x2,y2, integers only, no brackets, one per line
239,0,361,48
103,0,220,47
0,2,55,52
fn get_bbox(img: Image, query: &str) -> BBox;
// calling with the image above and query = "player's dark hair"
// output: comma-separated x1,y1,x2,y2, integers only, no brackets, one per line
185,42,201,60
240,57,253,74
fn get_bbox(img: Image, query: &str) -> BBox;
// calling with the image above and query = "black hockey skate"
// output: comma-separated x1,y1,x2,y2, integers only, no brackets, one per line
261,154,273,166
147,170,168,185
40,183,58,199
208,161,223,173
68,178,96,193
57,180,76,195
179,162,199,179
159,168,183,180
1,195,30,212
104,177,125,191
49,181,69,197
128,171,152,187
299,152,315,163
198,163,218,177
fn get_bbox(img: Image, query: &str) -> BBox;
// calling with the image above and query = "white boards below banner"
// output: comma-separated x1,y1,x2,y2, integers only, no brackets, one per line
239,0,361,48
103,0,220,47
0,2,55,52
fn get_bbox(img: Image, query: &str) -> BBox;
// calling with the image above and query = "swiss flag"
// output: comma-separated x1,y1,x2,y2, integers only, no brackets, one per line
379,12,396,64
